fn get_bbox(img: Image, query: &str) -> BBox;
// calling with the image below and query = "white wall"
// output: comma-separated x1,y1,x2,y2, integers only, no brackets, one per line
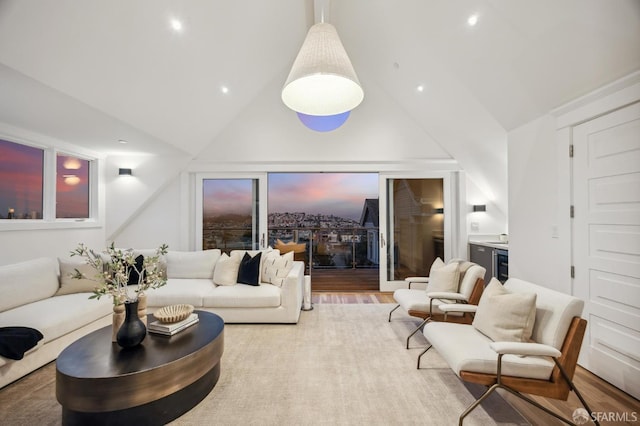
507,114,570,293
465,176,508,238
105,153,191,243
111,176,184,250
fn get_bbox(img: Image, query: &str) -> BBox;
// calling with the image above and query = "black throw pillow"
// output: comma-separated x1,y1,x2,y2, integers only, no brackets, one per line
237,252,262,286
0,327,44,360
127,254,145,285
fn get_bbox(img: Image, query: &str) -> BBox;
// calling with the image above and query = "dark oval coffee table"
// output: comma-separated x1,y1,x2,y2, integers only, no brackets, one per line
56,310,224,426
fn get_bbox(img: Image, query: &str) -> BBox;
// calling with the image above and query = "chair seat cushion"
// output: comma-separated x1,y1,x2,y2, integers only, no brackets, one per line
393,288,460,316
423,322,554,380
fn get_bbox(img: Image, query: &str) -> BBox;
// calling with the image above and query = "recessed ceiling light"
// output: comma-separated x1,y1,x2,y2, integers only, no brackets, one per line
467,14,479,26
416,85,425,93
118,139,128,144
170,18,183,32
220,86,229,94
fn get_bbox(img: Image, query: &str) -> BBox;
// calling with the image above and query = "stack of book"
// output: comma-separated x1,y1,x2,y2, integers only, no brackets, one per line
148,313,199,336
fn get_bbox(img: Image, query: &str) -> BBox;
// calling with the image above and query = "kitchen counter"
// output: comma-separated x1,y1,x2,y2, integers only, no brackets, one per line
468,240,509,250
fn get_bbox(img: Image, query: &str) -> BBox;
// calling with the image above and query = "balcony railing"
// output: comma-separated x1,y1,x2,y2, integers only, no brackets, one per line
269,227,379,270
202,226,380,272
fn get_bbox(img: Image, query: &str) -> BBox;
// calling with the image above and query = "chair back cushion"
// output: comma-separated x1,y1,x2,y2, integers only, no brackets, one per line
457,264,486,300
472,278,537,342
504,278,584,350
427,261,460,293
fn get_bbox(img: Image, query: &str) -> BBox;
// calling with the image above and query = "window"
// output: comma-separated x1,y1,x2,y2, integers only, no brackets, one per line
56,154,90,219
0,138,44,219
202,178,260,252
0,136,97,226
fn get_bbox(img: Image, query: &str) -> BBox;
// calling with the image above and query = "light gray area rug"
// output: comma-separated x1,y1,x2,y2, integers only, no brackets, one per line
0,304,528,425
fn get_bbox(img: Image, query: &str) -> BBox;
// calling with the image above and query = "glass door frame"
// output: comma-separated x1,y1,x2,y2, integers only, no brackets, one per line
378,171,461,292
194,172,268,251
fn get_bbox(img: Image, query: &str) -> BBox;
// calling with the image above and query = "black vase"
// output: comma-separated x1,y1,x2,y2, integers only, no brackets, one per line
116,300,146,349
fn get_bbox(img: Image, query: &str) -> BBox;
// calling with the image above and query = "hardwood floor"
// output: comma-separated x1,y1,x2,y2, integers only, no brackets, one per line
315,291,640,426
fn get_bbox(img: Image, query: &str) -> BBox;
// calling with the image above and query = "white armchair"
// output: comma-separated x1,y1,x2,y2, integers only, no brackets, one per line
419,278,599,425
388,259,486,348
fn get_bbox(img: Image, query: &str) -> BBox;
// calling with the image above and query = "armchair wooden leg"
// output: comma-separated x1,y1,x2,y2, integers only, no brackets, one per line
388,304,400,322
406,317,430,349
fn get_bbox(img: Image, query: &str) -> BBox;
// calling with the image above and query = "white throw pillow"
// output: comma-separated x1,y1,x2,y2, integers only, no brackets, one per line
427,261,460,293
213,253,241,286
429,257,445,276
472,278,537,342
56,258,98,295
262,251,294,287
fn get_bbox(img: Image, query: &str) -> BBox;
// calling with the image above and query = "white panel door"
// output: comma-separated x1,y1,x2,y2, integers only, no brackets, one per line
572,102,640,399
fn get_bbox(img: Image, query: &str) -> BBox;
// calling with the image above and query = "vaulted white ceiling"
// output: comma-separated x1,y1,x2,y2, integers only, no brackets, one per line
0,0,639,213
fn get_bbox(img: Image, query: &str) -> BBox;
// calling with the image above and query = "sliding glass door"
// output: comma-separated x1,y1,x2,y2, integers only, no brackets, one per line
379,173,455,291
195,174,267,252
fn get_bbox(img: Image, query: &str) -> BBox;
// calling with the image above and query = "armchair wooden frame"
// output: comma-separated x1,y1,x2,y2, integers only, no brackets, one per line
419,317,600,426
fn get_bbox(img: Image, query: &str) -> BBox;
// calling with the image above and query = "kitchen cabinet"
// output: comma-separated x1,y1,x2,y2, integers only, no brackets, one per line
469,242,509,284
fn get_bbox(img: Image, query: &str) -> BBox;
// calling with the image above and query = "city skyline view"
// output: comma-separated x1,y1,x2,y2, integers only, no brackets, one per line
202,173,379,221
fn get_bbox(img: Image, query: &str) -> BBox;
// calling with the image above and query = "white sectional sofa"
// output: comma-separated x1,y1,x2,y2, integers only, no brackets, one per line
0,257,113,390
145,248,304,324
0,248,304,389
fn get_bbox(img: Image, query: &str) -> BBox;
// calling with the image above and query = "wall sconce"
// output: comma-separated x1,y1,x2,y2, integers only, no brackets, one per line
118,168,133,176
433,208,444,214
472,204,486,212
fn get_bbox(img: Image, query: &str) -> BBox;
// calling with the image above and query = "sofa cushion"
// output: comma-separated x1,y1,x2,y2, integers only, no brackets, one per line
56,258,98,295
0,258,59,313
145,279,214,308
237,252,262,286
0,294,112,344
213,253,241,286
204,284,281,308
231,249,278,284
262,251,294,287
473,278,537,343
423,322,555,380
166,249,221,279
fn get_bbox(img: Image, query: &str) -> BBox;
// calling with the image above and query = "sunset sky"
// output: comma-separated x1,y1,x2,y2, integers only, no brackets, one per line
0,139,89,218
203,173,379,220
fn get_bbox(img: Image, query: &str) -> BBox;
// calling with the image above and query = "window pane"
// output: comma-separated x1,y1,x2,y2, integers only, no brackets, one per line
387,178,444,281
56,154,90,218
0,139,43,219
202,179,259,252
267,173,379,271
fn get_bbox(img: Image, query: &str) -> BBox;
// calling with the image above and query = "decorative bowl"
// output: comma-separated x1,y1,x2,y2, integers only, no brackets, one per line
154,304,194,323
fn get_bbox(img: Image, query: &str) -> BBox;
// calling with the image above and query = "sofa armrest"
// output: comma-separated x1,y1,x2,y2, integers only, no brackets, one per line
279,261,304,314
489,341,561,358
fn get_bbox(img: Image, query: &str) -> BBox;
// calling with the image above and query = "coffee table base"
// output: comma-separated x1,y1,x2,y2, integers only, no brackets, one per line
62,360,220,426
